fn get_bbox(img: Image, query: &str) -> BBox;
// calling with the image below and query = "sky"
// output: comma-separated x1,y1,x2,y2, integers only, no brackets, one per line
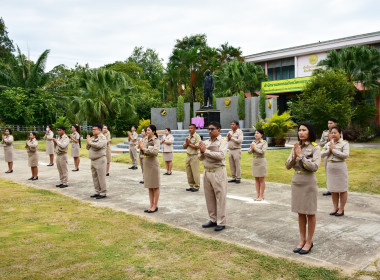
2,0,380,71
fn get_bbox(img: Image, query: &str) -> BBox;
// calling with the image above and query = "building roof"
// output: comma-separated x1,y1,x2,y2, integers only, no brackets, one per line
244,31,380,62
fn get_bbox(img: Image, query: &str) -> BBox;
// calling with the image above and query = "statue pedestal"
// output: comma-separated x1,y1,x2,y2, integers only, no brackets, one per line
195,110,221,128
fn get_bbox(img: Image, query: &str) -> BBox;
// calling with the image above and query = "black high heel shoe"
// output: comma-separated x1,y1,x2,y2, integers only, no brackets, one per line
32,176,38,181
28,177,33,180
5,170,13,173
299,243,313,254
329,210,338,215
293,242,306,253
335,211,344,216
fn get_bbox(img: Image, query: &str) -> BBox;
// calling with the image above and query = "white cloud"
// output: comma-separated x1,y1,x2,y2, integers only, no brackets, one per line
2,0,379,70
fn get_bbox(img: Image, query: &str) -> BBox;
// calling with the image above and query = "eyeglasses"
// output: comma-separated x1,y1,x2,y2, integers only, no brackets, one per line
208,128,216,131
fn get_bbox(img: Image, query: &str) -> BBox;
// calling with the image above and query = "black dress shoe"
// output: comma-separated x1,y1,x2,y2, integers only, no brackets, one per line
90,194,100,198
323,191,331,196
5,170,13,173
163,172,168,175
202,221,217,228
329,211,338,215
28,177,34,180
144,209,149,213
147,207,158,213
47,164,54,167
106,173,109,176
190,188,199,192
235,179,241,184
293,247,303,253
56,184,63,188
139,181,144,184
96,195,107,199
186,188,193,191
215,225,225,231
299,243,313,254
133,166,138,170
335,211,344,216
72,169,79,172
32,177,38,181
128,166,135,169
228,179,236,183
59,185,68,188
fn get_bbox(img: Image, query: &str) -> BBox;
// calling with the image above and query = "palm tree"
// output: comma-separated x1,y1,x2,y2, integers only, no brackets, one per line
0,46,50,91
71,68,135,124
318,45,380,98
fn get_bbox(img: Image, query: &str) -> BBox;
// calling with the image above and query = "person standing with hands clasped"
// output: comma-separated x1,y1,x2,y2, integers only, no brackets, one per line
44,125,55,166
2,128,14,173
87,124,107,199
160,128,174,175
183,124,201,192
248,129,268,201
26,132,39,180
321,126,349,217
53,126,69,188
137,125,160,213
138,128,147,184
128,125,139,170
70,124,81,171
102,125,112,176
286,122,321,255
199,121,228,231
227,121,244,184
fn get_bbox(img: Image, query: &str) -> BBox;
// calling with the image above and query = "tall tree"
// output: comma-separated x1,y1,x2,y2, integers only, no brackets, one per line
71,68,135,124
0,17,15,62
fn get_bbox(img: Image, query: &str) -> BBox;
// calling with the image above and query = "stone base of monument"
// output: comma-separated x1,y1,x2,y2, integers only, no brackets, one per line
195,110,221,128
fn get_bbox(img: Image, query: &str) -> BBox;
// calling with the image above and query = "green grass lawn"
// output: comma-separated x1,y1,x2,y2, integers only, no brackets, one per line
15,139,380,194
114,148,380,195
0,178,354,280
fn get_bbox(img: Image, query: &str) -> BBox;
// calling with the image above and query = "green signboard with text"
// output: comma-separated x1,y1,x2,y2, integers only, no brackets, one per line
261,77,311,94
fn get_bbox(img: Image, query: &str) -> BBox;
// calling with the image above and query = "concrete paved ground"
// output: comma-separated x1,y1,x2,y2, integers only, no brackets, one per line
1,150,379,274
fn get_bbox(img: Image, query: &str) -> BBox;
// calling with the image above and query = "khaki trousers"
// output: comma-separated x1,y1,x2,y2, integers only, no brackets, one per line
185,155,200,189
203,167,227,226
56,153,68,185
139,156,144,179
91,156,107,194
228,149,241,180
130,145,137,166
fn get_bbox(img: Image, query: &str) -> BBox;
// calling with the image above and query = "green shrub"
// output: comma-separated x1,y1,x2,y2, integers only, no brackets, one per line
238,91,245,120
137,119,151,134
53,116,72,134
177,96,185,122
259,90,266,119
212,93,216,109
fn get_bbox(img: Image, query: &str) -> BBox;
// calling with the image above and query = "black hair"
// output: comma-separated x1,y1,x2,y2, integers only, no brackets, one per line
103,124,108,129
131,125,137,130
30,132,37,137
209,121,221,129
93,124,103,130
330,126,342,134
72,124,81,134
231,121,239,126
298,122,316,142
58,126,66,131
165,128,171,133
328,118,338,123
47,125,52,129
5,128,12,135
256,129,264,136
142,128,147,133
189,124,197,129
148,125,158,138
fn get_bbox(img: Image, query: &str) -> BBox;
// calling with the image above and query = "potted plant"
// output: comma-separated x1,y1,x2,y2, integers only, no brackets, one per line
238,91,245,128
266,111,295,147
253,120,275,147
177,95,185,130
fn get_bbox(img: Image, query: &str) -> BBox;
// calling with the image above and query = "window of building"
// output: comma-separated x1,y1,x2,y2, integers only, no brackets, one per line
267,58,295,80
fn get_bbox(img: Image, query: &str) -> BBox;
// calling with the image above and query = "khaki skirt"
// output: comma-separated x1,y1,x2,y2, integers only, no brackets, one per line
71,143,80,157
28,152,39,167
252,157,267,177
291,172,318,215
143,156,160,188
4,146,13,162
139,156,144,175
106,146,112,163
46,141,54,155
327,161,348,192
162,152,173,162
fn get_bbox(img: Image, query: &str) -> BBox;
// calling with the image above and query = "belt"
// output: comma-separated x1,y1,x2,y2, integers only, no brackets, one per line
328,160,344,163
187,154,198,157
253,156,264,159
144,155,155,158
205,166,224,173
295,171,313,174
129,144,136,147
57,152,67,155
46,139,53,141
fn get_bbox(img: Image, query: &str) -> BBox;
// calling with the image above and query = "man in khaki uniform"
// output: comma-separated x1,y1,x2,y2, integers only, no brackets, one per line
87,124,107,199
128,125,138,170
320,118,342,196
227,121,244,184
199,121,228,231
53,126,70,188
183,124,201,192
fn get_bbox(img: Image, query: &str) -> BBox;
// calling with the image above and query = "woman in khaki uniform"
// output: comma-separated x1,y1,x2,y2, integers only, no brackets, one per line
70,124,81,171
137,125,160,213
102,125,112,176
138,128,147,184
248,129,268,201
44,125,54,166
26,132,39,180
321,126,349,217
1,128,14,173
286,122,321,255
160,128,174,175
